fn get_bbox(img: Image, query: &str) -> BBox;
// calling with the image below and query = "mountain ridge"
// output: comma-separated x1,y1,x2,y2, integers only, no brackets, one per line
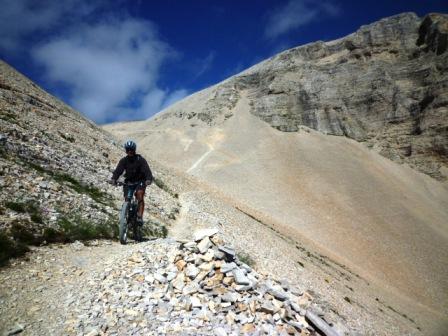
133,12,447,181
105,12,448,333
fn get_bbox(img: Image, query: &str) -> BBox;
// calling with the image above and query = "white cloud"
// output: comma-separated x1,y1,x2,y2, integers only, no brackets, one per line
0,0,98,52
139,88,189,117
1,0,189,123
264,0,340,39
33,17,187,123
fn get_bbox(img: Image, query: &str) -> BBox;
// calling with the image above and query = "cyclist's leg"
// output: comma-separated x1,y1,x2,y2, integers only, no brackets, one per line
135,186,146,218
123,185,129,202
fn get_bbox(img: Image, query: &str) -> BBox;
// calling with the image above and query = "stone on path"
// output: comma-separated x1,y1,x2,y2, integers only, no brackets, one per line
214,327,228,336
232,269,250,286
306,310,341,336
197,237,212,254
218,246,236,259
6,324,24,336
193,228,219,241
220,262,237,273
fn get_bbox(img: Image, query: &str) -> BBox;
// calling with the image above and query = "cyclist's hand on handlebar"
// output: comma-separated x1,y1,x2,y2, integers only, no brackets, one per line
108,179,117,186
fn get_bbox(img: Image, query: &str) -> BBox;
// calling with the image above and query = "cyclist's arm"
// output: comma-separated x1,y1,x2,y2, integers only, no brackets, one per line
112,158,126,181
141,158,153,184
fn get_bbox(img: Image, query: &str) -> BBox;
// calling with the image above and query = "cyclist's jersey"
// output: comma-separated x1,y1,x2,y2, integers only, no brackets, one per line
112,154,153,183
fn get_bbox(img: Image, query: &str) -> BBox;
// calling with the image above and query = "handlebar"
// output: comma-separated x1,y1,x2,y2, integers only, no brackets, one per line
118,181,143,187
110,181,144,187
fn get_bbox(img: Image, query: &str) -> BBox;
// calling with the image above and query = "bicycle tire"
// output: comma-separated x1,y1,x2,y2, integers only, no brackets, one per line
119,202,129,244
133,221,142,242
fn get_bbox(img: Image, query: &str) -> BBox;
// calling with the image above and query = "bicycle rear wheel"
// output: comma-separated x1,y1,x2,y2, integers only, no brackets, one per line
119,202,129,244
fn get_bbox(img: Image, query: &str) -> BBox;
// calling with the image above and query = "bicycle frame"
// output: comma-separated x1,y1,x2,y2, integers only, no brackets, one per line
117,181,143,244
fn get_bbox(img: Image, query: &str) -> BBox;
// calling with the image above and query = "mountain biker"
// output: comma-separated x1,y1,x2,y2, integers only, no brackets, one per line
110,140,153,225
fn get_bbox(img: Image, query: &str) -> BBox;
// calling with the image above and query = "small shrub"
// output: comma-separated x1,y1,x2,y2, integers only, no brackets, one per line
10,222,41,245
0,147,7,159
5,201,26,213
59,132,75,143
0,231,29,266
144,218,168,238
57,214,117,242
0,112,17,123
30,213,43,223
42,227,66,243
237,251,256,267
5,200,44,223
153,177,178,198
25,201,44,223
23,161,48,174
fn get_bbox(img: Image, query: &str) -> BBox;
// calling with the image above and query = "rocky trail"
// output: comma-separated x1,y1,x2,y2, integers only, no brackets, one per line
0,227,340,336
1,186,436,336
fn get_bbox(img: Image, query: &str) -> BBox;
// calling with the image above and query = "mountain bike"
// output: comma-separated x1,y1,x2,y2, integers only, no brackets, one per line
116,181,143,244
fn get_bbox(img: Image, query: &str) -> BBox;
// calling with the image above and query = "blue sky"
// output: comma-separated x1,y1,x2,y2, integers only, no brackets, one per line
0,0,446,124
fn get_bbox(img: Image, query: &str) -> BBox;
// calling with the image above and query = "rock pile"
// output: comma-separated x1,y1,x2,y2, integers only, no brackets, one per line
67,230,340,336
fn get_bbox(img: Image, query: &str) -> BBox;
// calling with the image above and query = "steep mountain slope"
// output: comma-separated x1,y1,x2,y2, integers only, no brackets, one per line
0,60,176,262
105,12,448,331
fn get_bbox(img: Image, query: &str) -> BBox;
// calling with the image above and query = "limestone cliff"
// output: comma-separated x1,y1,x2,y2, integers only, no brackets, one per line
153,13,448,181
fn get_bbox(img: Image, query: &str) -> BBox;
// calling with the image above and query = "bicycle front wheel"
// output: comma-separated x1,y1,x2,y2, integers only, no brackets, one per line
119,202,129,244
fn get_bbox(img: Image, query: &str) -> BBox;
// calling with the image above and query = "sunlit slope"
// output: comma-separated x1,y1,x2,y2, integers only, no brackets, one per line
105,93,448,314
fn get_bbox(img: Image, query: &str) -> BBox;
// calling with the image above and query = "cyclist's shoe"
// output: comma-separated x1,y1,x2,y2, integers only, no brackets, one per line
136,216,144,226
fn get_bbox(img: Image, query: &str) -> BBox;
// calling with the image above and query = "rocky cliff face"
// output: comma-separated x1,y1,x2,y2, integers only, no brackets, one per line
154,13,448,181
0,61,177,261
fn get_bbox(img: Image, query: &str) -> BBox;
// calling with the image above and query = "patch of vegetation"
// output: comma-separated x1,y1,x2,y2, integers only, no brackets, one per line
57,214,117,242
5,201,27,213
18,158,113,205
24,161,48,174
25,201,44,223
153,177,179,198
0,112,17,124
58,132,75,143
0,146,8,160
4,200,44,223
10,221,41,245
237,251,256,267
0,231,30,266
144,218,168,238
42,227,66,243
53,172,112,205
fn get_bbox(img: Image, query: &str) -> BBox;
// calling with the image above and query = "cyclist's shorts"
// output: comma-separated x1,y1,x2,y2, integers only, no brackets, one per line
123,183,146,200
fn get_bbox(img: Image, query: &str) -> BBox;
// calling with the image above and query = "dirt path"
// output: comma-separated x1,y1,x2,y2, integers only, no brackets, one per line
168,191,217,241
0,240,141,335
